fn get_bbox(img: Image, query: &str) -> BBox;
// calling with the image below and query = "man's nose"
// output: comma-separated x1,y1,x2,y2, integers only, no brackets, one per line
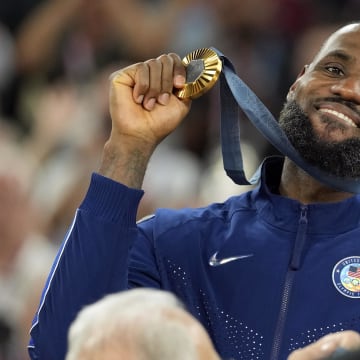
331,76,360,103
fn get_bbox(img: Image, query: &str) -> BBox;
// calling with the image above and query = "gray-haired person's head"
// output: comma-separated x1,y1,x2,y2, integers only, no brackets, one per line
65,288,220,360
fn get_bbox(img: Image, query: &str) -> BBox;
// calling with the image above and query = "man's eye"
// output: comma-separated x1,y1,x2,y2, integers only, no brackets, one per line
325,66,344,75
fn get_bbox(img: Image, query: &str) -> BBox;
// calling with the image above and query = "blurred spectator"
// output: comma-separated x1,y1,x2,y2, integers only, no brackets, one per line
0,0,43,35
15,0,188,76
20,69,111,242
0,24,15,97
1,0,192,135
138,142,203,219
0,126,55,360
199,140,260,205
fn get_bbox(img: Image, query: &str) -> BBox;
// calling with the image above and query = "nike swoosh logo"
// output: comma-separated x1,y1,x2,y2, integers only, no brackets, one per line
208,251,254,267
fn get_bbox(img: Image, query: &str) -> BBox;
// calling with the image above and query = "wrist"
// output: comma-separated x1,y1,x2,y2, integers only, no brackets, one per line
98,139,154,189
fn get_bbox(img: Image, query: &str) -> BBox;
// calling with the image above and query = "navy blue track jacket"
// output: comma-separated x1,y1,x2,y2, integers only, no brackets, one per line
29,157,360,359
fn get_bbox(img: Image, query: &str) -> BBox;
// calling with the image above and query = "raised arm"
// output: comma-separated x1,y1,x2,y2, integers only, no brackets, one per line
99,53,191,187
28,54,191,360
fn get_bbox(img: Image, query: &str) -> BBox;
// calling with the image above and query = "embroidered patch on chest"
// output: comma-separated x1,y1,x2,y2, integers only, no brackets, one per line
332,256,360,298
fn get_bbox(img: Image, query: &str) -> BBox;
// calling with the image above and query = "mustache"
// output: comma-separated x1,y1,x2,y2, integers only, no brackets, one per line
312,96,360,116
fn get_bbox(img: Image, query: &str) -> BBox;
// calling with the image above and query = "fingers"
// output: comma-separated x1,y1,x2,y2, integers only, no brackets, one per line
288,331,360,360
132,53,186,111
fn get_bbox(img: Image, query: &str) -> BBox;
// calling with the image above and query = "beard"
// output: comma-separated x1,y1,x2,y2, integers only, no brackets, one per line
278,100,360,179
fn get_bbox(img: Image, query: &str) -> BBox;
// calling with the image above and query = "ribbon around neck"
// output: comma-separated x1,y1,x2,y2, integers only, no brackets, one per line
212,47,360,194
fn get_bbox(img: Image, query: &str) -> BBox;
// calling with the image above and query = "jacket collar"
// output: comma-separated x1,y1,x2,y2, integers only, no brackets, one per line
252,156,360,234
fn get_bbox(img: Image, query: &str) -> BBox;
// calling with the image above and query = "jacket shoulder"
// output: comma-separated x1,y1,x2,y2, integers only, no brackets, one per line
138,190,255,236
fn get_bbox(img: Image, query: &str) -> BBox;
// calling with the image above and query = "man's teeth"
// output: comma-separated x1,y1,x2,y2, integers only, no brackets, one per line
319,108,357,128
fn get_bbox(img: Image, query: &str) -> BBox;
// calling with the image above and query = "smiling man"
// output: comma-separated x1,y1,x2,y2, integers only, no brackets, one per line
29,23,360,360
279,23,360,193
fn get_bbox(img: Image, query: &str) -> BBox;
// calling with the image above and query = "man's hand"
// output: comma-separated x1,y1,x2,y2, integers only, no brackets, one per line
288,331,360,360
99,53,192,187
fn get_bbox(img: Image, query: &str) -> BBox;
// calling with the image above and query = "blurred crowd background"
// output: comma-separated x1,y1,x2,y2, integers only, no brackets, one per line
0,0,358,358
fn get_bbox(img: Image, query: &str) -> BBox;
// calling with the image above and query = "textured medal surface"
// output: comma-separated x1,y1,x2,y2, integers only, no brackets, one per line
175,48,222,99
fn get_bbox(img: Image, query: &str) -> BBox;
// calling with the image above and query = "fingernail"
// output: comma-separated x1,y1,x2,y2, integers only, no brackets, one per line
136,95,144,104
145,98,156,110
158,93,170,105
174,75,185,87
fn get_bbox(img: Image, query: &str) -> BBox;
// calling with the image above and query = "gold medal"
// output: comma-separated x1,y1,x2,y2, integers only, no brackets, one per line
175,48,222,99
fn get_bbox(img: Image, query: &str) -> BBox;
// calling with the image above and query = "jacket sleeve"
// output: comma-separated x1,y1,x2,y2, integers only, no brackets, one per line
28,173,152,360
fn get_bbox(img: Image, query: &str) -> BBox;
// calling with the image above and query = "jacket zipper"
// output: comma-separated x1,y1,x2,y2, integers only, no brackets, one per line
270,205,308,360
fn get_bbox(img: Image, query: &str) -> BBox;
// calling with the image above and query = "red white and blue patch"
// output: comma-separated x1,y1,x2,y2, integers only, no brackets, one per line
332,256,360,298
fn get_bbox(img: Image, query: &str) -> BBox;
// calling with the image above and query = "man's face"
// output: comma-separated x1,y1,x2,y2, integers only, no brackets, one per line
279,24,360,178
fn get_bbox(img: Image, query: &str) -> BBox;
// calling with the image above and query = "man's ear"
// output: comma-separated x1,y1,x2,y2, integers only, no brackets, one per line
287,65,308,101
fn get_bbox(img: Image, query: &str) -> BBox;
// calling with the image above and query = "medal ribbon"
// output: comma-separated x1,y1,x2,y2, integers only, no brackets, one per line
212,47,360,193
